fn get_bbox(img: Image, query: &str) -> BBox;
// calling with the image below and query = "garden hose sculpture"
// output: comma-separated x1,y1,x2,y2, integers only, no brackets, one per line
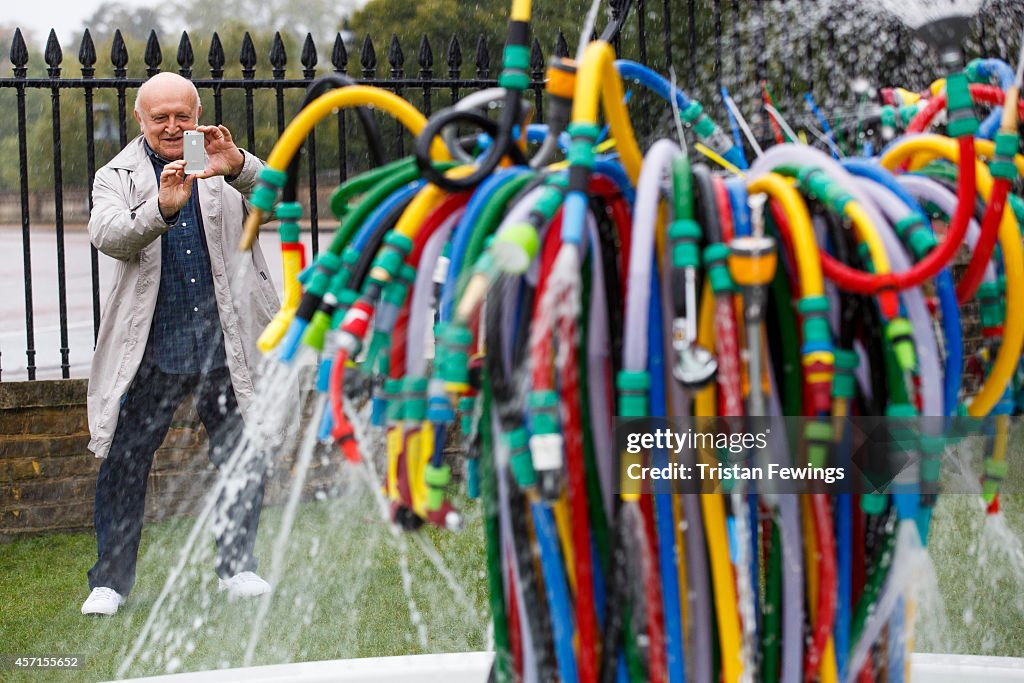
234,1,1024,680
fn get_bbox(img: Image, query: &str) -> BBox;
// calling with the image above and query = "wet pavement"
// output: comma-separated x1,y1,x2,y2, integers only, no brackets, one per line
0,225,287,382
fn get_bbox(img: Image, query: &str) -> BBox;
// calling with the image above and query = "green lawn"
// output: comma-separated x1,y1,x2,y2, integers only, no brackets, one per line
1,489,1022,682
0,488,490,682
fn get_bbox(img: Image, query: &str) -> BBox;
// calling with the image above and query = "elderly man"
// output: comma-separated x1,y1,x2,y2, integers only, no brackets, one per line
82,72,280,616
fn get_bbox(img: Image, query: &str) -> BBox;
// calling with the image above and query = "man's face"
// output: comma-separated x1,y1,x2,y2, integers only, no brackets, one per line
134,85,200,161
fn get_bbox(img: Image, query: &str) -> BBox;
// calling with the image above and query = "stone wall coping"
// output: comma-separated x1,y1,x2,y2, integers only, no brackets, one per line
0,379,88,410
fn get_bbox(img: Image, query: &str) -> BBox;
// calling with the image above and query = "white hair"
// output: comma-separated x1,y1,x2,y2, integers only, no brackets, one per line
134,74,202,118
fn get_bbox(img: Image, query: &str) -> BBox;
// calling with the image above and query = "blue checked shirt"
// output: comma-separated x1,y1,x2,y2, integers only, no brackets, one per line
144,141,227,375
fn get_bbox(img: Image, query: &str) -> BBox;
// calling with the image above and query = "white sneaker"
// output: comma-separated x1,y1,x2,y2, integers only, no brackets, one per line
218,571,271,598
81,587,124,616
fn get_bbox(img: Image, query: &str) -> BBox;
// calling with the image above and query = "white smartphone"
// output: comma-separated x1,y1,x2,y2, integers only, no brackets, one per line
183,130,206,174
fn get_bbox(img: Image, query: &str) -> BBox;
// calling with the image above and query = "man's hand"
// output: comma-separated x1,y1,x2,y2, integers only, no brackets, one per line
158,160,196,221
194,124,245,179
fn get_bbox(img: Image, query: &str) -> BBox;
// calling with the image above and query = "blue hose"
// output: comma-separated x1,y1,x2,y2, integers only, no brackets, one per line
835,493,852,680
971,58,1015,140
721,86,745,151
646,258,685,683
805,92,839,160
532,502,579,683
614,59,747,170
439,168,530,322
727,177,752,237
353,180,425,251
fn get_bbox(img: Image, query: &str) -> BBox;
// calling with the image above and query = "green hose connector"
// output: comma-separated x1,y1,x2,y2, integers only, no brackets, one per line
498,45,531,90
368,232,414,286
797,166,852,213
329,289,360,330
669,219,702,269
437,322,473,394
982,458,1009,504
505,427,536,489
862,493,887,516
323,248,362,300
880,106,898,133
528,390,560,436
535,181,567,219
384,378,404,424
616,370,650,418
797,295,833,349
307,251,342,299
703,243,735,294
894,215,937,258
946,72,980,138
832,349,860,400
680,100,703,125
965,59,985,83
384,268,413,308
403,377,428,422
424,463,452,511
886,402,919,456
275,202,302,243
978,281,1004,331
567,121,602,145
493,222,540,275
885,317,917,372
803,419,833,469
528,390,563,500
568,138,596,170
250,167,288,212
989,131,1020,180
459,397,476,435
919,433,945,504
899,104,920,128
303,310,332,351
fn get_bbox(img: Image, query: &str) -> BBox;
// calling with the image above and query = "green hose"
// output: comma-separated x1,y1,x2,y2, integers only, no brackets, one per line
478,379,512,682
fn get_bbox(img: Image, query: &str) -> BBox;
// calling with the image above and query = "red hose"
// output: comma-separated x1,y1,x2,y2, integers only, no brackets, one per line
506,554,524,680
804,494,838,683
789,136,977,314
329,347,361,462
956,177,1010,303
529,212,600,682
640,492,668,683
905,84,1023,134
389,193,471,379
711,176,744,416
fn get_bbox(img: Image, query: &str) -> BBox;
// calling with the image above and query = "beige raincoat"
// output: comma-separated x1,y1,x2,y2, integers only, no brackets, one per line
86,136,279,458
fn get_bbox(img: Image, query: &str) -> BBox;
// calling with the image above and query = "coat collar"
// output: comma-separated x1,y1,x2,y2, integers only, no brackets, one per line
107,135,149,171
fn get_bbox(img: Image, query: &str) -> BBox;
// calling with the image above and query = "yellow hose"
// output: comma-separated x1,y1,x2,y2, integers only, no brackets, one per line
257,247,304,352
880,134,1024,416
572,41,644,184
693,280,742,681
746,173,824,297
266,86,449,171
904,138,1024,178
701,494,744,683
843,200,894,286
510,0,532,22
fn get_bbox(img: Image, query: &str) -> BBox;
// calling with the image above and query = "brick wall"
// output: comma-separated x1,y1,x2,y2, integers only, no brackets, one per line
0,377,343,541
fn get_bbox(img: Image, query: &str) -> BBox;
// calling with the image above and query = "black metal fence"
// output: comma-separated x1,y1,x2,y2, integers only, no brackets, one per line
1,0,1022,381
